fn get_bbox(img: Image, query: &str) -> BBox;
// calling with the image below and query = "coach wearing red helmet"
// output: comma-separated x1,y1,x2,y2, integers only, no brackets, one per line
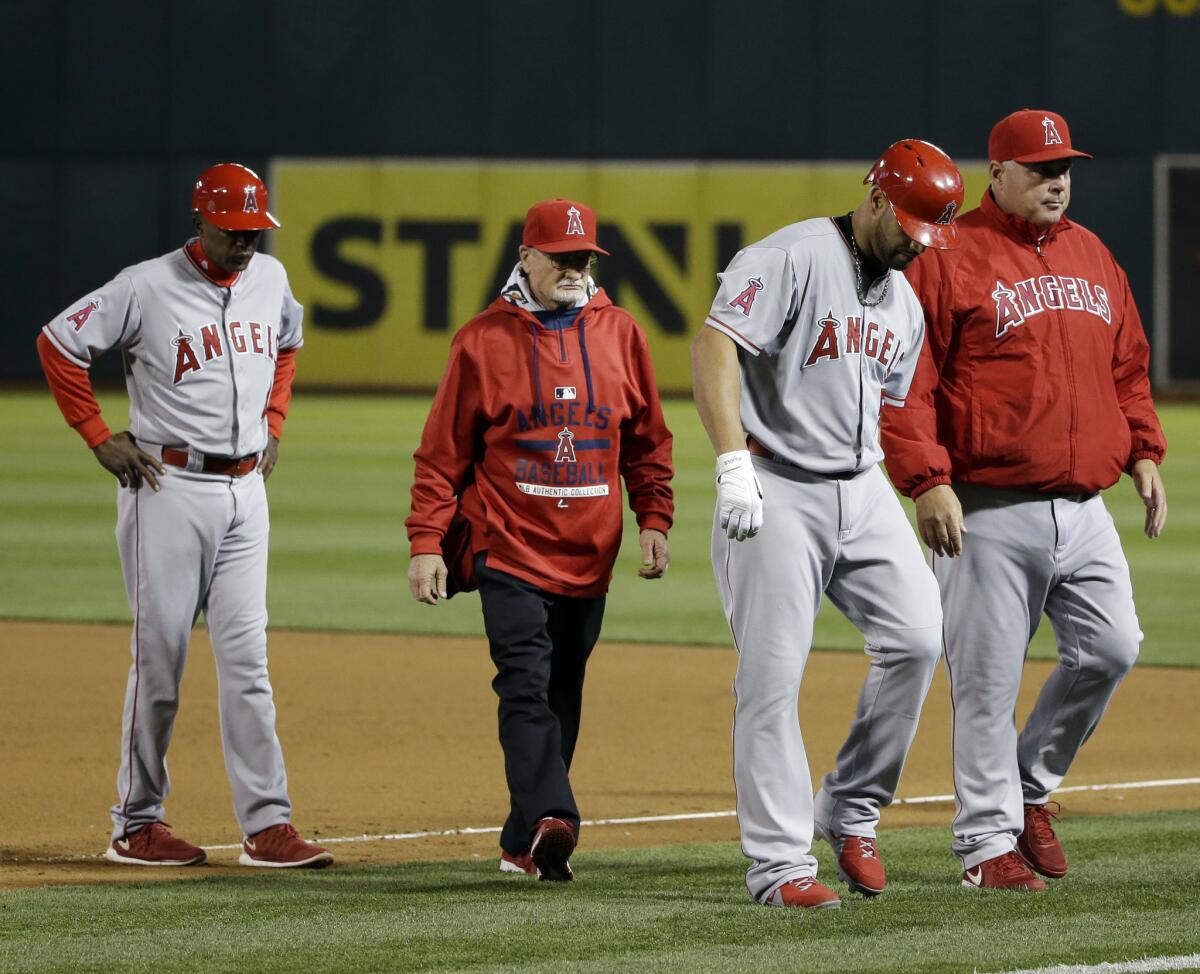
692,141,963,909
37,163,332,868
406,198,674,882
881,110,1168,891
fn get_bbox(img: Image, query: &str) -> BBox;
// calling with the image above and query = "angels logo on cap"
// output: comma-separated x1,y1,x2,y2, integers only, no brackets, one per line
1042,116,1064,147
522,198,611,255
243,187,260,213
987,109,1092,164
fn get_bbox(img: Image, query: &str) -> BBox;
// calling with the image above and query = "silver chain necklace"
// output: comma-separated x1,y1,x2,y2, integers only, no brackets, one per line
848,233,890,308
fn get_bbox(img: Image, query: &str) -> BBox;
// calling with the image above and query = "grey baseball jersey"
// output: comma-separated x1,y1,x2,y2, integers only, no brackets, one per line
704,216,942,904
42,246,303,457
43,241,303,843
705,218,924,475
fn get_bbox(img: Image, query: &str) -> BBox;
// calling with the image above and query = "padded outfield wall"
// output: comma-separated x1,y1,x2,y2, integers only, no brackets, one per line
269,159,992,392
2,0,1196,387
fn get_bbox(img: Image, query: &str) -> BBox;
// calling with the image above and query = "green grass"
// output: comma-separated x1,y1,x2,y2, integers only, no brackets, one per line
1,390,1197,664
1,810,1198,973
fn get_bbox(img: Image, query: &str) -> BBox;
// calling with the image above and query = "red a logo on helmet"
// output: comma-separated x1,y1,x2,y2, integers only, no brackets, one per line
66,299,100,331
243,187,260,213
1042,116,1064,147
936,201,958,225
565,206,585,236
729,277,764,317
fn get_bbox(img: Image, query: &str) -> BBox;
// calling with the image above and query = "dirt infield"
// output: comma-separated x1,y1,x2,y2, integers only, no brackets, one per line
2,620,1197,890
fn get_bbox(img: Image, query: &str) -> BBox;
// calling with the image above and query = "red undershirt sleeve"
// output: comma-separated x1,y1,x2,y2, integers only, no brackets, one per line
36,331,112,448
265,347,299,440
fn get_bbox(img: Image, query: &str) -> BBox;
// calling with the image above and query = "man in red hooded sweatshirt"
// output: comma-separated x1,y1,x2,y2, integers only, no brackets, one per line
406,198,675,882
881,110,1168,891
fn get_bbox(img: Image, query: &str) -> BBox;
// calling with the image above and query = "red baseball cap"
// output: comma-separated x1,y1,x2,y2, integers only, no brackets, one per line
988,109,1093,164
522,198,610,255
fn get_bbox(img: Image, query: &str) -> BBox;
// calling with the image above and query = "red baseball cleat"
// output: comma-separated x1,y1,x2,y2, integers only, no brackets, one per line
765,876,842,910
530,817,576,882
104,822,206,866
961,851,1047,891
816,825,886,896
1018,802,1068,878
499,849,537,877
239,823,333,868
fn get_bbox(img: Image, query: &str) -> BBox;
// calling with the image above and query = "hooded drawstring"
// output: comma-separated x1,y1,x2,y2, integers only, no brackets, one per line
525,311,595,418
527,320,544,414
578,315,596,417
497,261,600,417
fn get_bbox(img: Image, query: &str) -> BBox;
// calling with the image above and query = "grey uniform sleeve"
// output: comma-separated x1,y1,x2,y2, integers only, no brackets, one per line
704,246,798,357
40,274,141,368
278,273,304,351
882,300,925,407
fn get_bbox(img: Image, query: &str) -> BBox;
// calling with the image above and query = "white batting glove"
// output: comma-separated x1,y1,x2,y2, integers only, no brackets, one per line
716,450,764,541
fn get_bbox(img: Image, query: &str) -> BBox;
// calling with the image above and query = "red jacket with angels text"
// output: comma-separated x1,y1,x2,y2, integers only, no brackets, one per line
406,288,674,598
881,190,1166,498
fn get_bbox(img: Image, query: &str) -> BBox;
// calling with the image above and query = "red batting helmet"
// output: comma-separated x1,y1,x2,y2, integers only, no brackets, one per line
192,163,280,231
864,140,963,249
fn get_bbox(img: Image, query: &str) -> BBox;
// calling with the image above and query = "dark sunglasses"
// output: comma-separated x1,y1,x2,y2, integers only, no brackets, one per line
543,250,599,272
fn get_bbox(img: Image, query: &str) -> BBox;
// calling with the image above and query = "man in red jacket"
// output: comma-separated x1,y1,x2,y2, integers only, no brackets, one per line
406,198,674,882
881,110,1168,891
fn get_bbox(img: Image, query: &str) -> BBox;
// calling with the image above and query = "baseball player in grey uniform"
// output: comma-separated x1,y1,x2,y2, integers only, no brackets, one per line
692,141,964,909
37,163,332,868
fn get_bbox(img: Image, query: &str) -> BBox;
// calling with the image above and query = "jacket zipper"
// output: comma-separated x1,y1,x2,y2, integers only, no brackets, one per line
1036,236,1076,483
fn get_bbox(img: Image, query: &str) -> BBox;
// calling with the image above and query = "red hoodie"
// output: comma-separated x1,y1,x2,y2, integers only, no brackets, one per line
406,288,674,598
881,190,1166,498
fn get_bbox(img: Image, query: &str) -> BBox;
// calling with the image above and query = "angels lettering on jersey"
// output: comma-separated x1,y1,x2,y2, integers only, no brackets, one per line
991,275,1111,339
803,307,902,373
172,320,280,383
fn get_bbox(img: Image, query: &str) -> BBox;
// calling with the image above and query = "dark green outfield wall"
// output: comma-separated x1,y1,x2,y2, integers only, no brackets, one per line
2,0,1196,382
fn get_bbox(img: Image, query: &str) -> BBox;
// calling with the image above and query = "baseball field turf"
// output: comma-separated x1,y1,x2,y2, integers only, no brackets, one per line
3,392,1199,663
2,390,1198,973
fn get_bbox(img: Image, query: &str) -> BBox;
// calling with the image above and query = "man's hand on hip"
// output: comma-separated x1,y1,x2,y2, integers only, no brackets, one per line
915,483,965,557
257,435,280,480
716,450,763,542
93,431,165,492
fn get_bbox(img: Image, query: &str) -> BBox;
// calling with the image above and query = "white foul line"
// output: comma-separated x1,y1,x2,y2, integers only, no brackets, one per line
197,775,1200,853
15,775,1199,861
890,776,1200,807
983,953,1200,974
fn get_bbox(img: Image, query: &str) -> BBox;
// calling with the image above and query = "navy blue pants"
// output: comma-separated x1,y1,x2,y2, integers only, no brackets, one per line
476,556,605,856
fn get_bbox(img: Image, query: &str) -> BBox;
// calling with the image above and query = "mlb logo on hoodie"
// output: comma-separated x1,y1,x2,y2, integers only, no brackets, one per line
555,387,577,400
